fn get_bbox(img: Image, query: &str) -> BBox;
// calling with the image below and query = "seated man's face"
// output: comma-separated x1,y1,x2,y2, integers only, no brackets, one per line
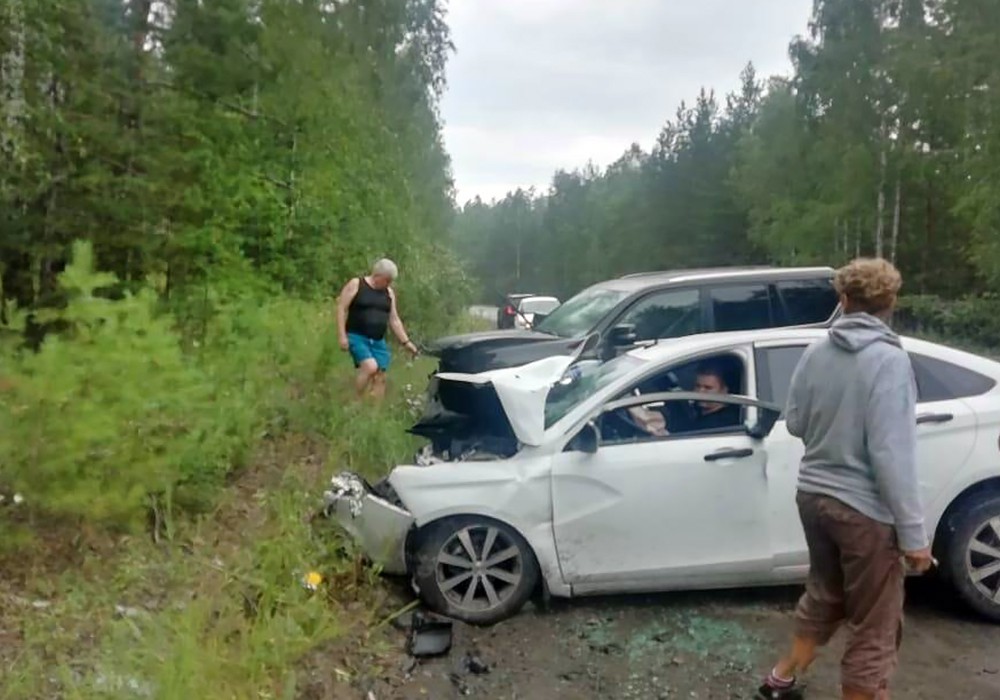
694,372,728,414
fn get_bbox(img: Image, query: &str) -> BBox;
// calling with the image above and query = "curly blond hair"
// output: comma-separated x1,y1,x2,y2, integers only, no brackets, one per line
834,258,902,315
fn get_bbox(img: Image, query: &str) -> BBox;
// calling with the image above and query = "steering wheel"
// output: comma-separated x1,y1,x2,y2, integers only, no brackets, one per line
618,404,662,436
600,407,653,442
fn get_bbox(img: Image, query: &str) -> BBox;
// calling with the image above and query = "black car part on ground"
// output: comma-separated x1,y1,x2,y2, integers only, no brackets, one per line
408,612,454,657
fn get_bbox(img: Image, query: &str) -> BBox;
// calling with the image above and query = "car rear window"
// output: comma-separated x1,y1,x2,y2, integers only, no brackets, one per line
776,279,838,325
909,353,997,402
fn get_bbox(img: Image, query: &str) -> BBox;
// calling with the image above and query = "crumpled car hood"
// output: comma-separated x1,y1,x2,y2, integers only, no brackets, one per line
412,355,575,450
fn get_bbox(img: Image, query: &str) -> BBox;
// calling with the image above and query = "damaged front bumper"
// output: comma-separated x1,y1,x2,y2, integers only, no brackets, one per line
322,472,414,575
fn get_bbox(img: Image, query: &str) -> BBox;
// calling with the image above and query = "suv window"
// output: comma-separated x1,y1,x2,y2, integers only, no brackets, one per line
616,289,702,341
776,279,838,325
909,353,997,402
710,284,776,332
755,345,807,409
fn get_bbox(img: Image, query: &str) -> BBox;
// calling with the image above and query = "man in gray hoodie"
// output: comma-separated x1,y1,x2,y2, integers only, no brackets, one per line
757,259,934,700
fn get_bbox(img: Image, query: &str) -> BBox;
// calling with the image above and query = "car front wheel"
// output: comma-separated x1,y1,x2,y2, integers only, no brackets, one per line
412,516,539,625
943,492,1000,622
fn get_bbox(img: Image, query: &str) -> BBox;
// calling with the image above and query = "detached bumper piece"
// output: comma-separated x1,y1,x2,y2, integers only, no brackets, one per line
322,472,414,575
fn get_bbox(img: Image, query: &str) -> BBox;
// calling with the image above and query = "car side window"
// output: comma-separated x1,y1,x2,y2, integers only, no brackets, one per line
599,397,747,446
709,284,776,332
615,289,702,342
600,353,747,445
909,353,997,403
776,279,839,325
755,345,808,410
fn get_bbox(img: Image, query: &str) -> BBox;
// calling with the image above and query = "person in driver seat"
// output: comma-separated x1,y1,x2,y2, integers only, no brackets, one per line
684,359,742,432
628,359,741,436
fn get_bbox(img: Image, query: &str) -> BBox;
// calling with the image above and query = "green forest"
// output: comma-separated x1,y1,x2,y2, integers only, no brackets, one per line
1,0,467,322
0,2,465,695
0,0,466,524
1,0,999,697
453,0,1000,335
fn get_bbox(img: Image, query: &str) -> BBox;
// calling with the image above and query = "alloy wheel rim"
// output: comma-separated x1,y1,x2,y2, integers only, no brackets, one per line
966,516,1000,604
435,525,523,612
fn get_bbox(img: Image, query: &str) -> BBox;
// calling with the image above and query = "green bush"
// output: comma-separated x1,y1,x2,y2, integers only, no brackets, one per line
0,243,248,527
392,243,475,342
896,294,1000,351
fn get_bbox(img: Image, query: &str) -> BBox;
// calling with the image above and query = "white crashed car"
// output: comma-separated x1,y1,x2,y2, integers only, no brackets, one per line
324,329,1000,625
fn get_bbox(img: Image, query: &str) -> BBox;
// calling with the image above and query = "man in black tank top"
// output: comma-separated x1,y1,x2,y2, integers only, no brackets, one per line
336,258,418,399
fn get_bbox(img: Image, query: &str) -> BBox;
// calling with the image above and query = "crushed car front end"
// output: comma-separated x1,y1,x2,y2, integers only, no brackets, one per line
323,473,414,575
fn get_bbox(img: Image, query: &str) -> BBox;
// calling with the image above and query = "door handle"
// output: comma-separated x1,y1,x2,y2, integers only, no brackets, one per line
917,413,954,425
704,448,754,462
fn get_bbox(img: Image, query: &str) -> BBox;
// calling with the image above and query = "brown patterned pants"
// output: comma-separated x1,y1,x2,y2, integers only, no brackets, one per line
794,491,905,695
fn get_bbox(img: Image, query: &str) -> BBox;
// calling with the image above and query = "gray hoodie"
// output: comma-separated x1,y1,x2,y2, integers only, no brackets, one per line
787,313,928,551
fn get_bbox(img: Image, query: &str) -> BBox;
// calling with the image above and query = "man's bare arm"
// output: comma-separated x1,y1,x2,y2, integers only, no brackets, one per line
387,288,417,353
336,278,360,347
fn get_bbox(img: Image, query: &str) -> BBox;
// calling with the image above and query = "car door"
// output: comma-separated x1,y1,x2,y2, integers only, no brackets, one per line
550,390,780,594
754,342,812,571
753,340,986,571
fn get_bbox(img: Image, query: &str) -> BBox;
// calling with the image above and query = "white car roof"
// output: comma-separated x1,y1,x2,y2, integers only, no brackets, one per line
624,328,828,363
623,327,1000,381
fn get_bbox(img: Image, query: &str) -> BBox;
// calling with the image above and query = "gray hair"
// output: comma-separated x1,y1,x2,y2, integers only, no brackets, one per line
372,258,398,280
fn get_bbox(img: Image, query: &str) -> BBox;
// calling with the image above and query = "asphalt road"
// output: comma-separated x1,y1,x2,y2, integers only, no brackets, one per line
469,305,498,326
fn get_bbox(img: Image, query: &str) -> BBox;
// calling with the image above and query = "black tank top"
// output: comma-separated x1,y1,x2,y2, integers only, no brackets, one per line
346,277,391,340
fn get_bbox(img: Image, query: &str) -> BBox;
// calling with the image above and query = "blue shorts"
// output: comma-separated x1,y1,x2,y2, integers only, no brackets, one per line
347,333,390,371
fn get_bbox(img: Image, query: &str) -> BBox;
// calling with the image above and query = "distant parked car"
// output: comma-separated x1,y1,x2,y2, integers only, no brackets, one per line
496,293,536,329
512,295,561,330
433,267,840,374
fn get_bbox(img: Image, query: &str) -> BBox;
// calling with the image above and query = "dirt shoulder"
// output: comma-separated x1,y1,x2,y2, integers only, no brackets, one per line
342,580,1000,700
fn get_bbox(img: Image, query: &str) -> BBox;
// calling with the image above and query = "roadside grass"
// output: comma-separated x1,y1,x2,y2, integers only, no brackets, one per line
0,350,435,700
442,311,493,336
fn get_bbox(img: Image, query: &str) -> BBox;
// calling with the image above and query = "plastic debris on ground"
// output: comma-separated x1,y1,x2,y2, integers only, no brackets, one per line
407,611,453,658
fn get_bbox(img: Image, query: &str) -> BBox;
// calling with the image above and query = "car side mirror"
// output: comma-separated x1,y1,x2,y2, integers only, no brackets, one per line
575,420,601,454
608,323,637,347
601,324,637,361
746,409,780,440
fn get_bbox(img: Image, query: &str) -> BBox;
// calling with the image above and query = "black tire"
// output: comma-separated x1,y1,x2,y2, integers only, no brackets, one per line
412,516,539,625
941,492,1000,622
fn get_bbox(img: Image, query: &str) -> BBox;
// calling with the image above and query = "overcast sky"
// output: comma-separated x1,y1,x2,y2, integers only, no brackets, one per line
441,0,814,204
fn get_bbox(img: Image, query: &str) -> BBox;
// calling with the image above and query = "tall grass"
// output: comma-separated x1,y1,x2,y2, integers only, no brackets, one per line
0,243,460,699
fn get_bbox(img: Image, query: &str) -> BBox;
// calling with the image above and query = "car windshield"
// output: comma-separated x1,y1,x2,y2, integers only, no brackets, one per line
533,286,630,338
544,355,645,428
